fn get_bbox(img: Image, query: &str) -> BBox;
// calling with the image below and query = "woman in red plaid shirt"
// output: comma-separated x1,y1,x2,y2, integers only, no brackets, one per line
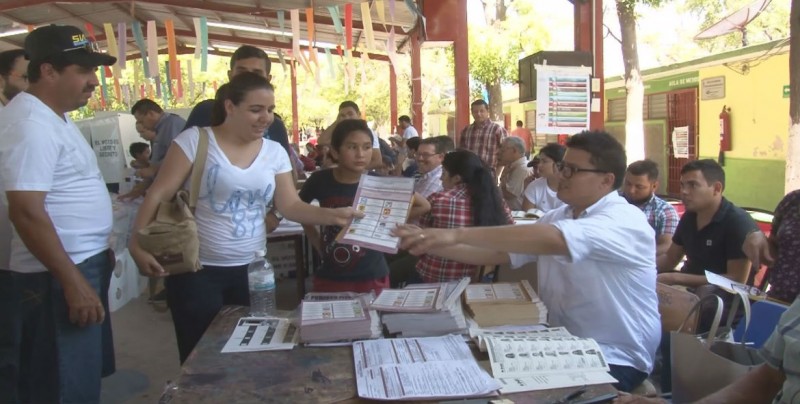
415,150,514,283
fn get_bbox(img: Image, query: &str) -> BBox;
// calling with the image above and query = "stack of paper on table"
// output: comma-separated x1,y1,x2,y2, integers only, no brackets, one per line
511,208,545,220
379,278,470,337
485,334,618,393
221,317,298,353
464,280,548,327
299,293,381,343
353,335,501,400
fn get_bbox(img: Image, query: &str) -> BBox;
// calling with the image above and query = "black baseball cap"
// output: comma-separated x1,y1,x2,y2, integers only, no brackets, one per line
25,25,116,67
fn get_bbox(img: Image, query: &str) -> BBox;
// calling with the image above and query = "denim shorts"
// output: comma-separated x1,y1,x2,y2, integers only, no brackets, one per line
0,249,114,404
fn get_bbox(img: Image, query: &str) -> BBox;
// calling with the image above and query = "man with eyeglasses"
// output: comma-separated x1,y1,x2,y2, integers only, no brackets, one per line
0,49,29,111
0,25,117,402
414,136,454,198
393,130,661,393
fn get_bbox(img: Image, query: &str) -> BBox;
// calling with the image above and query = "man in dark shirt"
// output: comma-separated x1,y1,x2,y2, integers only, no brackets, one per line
183,45,290,153
656,159,758,287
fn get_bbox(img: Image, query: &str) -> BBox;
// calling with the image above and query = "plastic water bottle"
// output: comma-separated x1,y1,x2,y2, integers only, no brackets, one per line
248,250,276,316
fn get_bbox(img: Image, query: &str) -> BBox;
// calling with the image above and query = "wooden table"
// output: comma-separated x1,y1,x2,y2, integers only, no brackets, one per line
165,306,618,403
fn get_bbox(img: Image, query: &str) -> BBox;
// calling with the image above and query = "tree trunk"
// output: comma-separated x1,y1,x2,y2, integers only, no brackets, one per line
788,0,800,193
616,0,645,163
481,0,507,122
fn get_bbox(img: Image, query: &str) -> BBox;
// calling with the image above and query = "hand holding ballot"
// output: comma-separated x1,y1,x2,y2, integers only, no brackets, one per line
326,206,365,227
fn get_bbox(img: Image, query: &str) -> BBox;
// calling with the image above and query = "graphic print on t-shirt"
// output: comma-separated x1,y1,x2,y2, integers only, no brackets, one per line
203,163,275,238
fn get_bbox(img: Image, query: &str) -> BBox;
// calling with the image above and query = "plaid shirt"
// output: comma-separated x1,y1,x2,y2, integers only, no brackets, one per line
637,194,679,237
416,184,514,283
460,120,508,170
414,164,444,199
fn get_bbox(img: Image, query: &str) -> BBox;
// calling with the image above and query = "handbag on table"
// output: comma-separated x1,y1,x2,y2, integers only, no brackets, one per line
136,128,209,275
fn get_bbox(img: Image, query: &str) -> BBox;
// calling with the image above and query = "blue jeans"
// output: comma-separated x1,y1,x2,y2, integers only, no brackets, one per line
165,265,249,363
609,364,648,393
0,249,114,404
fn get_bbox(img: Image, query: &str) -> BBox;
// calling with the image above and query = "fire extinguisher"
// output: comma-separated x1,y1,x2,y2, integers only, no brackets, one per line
719,106,732,165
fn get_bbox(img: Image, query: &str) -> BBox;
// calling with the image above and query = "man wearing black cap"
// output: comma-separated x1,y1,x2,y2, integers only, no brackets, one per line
0,25,117,403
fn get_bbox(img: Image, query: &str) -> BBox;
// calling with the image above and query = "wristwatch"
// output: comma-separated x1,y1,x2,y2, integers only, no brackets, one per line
271,209,284,221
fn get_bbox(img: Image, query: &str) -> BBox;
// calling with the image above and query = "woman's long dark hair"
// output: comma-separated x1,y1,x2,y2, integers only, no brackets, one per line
210,72,274,126
442,150,508,227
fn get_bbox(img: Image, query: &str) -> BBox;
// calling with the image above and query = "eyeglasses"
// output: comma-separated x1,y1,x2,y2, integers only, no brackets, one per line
556,162,608,178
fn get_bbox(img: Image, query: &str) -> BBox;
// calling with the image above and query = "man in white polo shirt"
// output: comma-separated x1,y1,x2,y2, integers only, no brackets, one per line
393,130,661,392
0,25,116,403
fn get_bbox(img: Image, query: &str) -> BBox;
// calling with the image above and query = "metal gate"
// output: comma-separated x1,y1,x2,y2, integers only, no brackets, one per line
666,88,699,196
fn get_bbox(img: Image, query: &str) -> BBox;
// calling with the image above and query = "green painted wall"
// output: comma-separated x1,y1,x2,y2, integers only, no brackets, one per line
700,156,784,211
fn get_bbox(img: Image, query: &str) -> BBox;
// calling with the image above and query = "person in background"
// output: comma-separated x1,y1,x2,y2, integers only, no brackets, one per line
522,143,565,213
130,99,186,179
393,131,661,392
400,136,421,177
412,150,514,283
300,119,430,294
129,142,151,170
742,190,800,304
0,24,117,403
459,99,508,175
128,73,361,364
510,120,533,158
398,115,419,140
184,45,290,153
0,49,29,110
622,159,679,256
497,136,530,211
317,100,383,170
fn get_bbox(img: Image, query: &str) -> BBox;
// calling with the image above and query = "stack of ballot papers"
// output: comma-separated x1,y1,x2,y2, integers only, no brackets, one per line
299,293,381,343
484,333,618,393
374,278,470,337
221,317,298,353
468,325,572,352
464,280,548,327
353,335,501,400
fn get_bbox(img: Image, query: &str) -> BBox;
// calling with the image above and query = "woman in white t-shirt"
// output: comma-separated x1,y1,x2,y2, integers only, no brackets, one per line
128,72,359,363
522,143,566,213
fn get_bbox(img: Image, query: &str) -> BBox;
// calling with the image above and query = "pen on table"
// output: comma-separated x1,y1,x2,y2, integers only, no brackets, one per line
556,385,587,404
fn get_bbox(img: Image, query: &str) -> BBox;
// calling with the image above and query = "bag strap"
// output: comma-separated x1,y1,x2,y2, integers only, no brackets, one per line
677,294,723,341
725,288,753,345
188,128,210,209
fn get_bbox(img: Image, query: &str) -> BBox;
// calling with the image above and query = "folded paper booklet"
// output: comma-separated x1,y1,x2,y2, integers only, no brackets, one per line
382,278,471,337
485,335,618,393
353,335,501,400
511,209,545,220
465,280,548,327
221,316,298,353
370,286,444,312
468,326,571,352
337,174,415,254
704,270,766,300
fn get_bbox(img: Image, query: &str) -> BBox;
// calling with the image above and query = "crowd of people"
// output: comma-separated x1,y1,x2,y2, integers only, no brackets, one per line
0,24,797,404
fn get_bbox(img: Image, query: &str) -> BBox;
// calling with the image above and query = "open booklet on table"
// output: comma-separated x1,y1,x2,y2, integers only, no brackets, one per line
486,334,618,393
336,174,415,254
221,316,298,353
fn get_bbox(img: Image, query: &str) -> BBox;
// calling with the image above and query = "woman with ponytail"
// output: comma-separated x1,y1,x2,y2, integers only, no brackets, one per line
413,149,514,283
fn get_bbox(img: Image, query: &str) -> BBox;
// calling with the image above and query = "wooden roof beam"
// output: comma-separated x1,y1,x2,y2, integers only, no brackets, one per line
0,0,407,34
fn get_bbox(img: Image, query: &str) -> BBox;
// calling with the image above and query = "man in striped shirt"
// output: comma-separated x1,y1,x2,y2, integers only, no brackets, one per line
622,159,679,256
459,99,508,176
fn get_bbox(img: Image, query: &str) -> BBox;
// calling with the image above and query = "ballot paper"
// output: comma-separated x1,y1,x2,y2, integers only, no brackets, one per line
221,317,298,353
338,174,415,254
353,335,501,400
370,286,443,312
485,335,618,393
705,270,766,300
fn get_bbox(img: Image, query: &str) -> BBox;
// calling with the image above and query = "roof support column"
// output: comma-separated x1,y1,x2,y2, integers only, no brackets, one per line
574,0,604,130
390,63,398,135
410,32,424,137
290,60,299,143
